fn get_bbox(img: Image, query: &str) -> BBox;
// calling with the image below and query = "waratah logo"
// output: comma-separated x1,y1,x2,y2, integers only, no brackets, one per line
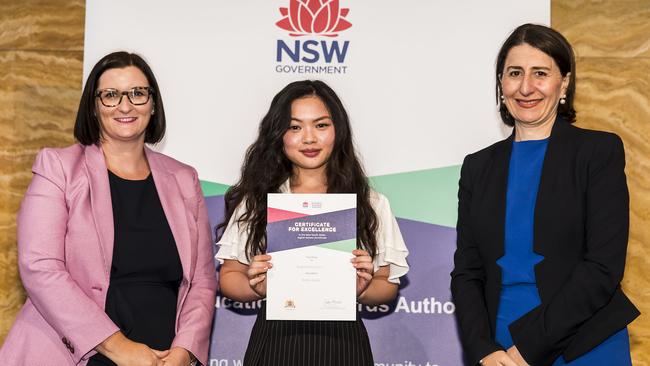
276,0,352,37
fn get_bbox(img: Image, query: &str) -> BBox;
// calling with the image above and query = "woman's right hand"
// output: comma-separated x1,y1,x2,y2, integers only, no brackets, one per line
97,331,168,366
480,350,518,366
247,254,272,298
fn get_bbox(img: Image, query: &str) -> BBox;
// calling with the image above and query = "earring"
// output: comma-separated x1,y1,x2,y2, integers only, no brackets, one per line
500,94,505,101
559,95,566,105
151,109,155,115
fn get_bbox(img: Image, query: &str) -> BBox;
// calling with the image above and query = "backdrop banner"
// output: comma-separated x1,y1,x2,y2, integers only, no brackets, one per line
84,1,549,365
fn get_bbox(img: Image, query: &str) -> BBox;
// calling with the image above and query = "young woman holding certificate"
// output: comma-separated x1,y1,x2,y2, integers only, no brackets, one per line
216,80,409,366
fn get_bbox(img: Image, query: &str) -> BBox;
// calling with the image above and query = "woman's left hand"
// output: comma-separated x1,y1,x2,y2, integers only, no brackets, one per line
506,346,530,366
161,347,191,366
352,249,373,297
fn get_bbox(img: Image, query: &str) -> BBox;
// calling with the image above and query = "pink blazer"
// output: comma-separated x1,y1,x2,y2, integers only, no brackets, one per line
0,144,217,365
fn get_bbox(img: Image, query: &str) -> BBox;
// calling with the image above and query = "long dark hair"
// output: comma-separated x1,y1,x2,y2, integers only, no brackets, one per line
217,80,378,259
496,23,576,126
74,51,166,145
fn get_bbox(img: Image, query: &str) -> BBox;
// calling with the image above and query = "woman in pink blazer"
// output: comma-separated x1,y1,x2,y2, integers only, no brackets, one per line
0,52,217,366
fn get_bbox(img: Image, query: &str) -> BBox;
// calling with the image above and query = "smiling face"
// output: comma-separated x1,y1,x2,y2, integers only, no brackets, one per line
282,95,336,176
95,66,153,146
500,43,570,129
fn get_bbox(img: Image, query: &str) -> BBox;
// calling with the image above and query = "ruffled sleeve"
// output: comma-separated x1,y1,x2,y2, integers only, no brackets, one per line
371,192,410,284
215,202,251,265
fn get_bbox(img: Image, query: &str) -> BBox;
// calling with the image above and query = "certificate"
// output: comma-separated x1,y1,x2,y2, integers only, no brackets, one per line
266,193,357,321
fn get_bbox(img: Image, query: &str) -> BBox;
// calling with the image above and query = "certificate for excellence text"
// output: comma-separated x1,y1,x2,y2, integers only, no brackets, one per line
266,193,357,321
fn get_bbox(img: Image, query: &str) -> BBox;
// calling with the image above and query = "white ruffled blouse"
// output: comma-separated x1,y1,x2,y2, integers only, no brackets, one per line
215,180,410,283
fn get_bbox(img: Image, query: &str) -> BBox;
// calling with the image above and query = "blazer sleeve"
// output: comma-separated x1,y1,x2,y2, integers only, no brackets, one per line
17,148,119,363
171,167,218,366
509,134,630,364
451,155,504,365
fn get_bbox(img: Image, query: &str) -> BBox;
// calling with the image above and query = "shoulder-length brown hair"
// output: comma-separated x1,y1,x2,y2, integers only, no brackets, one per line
74,51,166,145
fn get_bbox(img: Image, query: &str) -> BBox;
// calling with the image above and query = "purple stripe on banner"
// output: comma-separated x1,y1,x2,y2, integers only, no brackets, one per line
266,208,356,252
206,194,464,364
362,217,464,365
205,195,225,243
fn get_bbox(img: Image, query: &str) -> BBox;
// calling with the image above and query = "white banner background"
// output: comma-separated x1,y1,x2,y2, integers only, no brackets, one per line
85,1,548,183
84,2,549,365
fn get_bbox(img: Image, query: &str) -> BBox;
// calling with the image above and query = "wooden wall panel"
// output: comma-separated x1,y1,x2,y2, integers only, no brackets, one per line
0,0,84,344
0,1,84,50
552,0,650,58
553,1,650,364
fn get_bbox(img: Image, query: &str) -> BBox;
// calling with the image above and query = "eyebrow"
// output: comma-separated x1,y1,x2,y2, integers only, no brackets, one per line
290,115,332,122
505,65,552,71
96,86,150,92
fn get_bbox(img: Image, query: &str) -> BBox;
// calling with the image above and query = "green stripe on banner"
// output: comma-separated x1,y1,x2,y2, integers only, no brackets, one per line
318,239,357,253
199,165,461,226
369,165,461,228
200,180,230,197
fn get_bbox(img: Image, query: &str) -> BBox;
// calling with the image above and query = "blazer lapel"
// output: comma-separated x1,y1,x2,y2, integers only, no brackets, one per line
146,148,192,280
489,135,513,260
84,144,114,278
534,117,570,256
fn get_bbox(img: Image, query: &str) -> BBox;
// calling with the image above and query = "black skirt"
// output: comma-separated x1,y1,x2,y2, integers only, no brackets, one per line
244,302,373,366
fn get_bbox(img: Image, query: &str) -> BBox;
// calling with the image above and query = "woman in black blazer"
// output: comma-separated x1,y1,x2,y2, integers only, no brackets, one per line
450,24,639,366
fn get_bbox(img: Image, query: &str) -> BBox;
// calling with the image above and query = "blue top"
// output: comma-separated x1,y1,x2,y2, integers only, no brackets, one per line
497,139,547,285
495,138,630,365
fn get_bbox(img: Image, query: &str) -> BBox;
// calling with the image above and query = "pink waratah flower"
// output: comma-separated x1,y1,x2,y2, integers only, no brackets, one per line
276,0,352,37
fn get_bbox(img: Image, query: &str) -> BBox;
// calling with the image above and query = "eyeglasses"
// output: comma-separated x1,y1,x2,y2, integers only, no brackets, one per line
95,87,154,107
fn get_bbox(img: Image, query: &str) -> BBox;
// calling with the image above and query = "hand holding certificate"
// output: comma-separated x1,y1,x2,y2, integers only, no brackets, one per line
266,193,357,321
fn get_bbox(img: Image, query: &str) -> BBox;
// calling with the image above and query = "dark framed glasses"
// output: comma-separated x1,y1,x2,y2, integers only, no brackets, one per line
95,86,154,107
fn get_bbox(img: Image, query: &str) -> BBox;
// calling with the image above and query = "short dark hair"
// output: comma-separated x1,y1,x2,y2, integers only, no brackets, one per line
74,51,166,145
495,23,576,126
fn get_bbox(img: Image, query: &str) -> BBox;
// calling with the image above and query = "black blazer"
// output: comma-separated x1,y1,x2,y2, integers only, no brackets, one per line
450,119,639,366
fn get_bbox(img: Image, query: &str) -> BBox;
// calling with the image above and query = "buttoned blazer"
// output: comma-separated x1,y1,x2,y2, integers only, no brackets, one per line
450,120,640,366
0,144,217,365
